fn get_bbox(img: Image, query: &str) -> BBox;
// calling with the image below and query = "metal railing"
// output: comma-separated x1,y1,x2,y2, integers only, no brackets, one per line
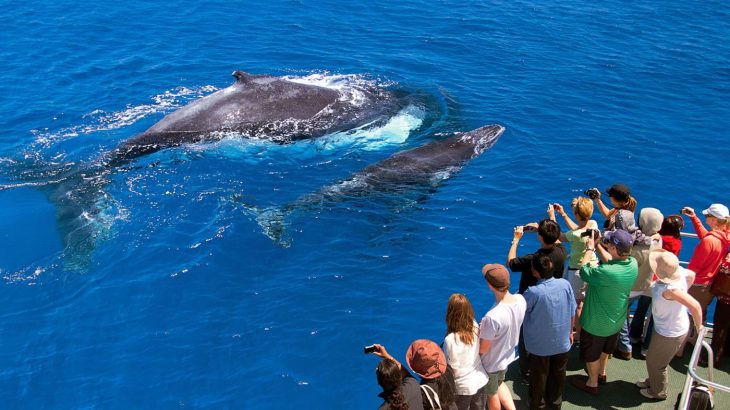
678,326,730,409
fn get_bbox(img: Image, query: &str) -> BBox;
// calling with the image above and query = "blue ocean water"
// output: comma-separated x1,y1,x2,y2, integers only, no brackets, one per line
0,0,728,407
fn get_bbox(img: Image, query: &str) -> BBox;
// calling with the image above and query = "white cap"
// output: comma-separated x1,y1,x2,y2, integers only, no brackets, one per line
702,203,729,220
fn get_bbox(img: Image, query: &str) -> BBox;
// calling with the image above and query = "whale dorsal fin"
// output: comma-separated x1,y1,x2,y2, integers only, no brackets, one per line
232,70,255,84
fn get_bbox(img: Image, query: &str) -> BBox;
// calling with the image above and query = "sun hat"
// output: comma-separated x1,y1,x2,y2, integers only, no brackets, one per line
638,208,664,236
606,184,631,202
649,249,682,284
602,229,634,253
702,203,729,220
482,263,510,291
405,339,447,379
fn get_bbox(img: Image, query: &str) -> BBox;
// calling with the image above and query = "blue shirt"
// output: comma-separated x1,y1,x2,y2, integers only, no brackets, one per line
522,277,577,356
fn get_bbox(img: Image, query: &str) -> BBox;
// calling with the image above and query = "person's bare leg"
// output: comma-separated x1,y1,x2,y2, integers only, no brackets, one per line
597,352,609,379
487,393,501,410
497,383,516,410
574,301,584,341
585,359,600,388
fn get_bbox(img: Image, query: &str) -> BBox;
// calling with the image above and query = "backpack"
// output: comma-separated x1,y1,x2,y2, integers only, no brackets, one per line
675,382,714,410
420,384,442,410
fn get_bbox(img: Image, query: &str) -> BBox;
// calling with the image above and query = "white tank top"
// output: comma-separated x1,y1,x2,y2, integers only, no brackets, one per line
651,271,690,338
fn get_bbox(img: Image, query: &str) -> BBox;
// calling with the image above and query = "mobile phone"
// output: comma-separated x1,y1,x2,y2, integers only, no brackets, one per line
364,345,380,354
523,225,537,232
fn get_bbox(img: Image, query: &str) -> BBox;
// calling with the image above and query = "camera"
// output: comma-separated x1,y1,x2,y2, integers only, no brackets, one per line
364,344,380,354
581,228,598,239
523,225,537,232
584,188,600,200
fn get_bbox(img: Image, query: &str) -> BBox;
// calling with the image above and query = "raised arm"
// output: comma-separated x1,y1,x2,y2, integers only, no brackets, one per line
507,225,525,265
372,344,409,378
555,203,579,231
663,289,703,332
683,208,708,238
592,190,611,218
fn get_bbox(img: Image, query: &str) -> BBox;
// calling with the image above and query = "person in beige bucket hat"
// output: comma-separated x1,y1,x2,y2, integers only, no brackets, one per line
636,250,703,401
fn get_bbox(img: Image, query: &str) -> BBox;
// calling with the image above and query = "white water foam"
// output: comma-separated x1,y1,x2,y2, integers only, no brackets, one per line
29,85,219,149
193,104,424,162
283,72,395,108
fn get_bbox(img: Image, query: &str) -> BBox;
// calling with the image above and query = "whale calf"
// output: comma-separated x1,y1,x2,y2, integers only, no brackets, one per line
107,71,406,167
249,124,505,245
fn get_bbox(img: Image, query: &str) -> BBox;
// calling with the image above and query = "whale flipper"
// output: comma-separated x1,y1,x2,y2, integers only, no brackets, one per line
231,195,292,247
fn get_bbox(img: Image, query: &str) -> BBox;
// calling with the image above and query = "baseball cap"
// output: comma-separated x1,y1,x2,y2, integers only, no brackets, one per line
702,203,729,220
606,184,631,202
603,229,634,253
482,263,510,291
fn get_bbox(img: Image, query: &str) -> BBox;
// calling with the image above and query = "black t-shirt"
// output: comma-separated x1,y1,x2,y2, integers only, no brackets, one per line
508,243,568,294
378,376,424,410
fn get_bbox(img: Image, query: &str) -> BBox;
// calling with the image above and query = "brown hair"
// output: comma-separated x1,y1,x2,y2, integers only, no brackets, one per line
659,215,684,239
377,359,409,410
571,196,594,221
445,293,477,346
616,195,637,212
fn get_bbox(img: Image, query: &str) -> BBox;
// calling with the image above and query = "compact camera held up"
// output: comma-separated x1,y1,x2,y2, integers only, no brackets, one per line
580,228,599,240
364,344,381,354
584,188,600,200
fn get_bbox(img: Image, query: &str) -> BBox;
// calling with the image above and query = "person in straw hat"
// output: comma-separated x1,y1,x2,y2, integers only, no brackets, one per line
636,250,702,401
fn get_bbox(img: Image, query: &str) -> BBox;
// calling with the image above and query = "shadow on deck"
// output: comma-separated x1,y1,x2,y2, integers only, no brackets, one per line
503,337,730,409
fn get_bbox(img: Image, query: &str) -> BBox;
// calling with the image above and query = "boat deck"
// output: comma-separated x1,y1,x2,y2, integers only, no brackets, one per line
503,334,730,409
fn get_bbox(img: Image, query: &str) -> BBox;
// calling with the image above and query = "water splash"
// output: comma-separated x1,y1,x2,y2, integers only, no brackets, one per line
28,85,219,151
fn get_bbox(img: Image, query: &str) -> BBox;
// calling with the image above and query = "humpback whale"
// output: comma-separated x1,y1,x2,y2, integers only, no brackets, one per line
107,71,406,167
3,71,414,270
249,124,505,246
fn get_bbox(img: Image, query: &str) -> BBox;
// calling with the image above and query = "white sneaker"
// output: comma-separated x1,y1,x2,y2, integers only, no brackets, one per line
635,380,650,389
640,388,666,400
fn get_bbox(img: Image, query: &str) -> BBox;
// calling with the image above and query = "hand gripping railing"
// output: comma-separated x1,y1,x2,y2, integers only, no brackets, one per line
678,326,730,409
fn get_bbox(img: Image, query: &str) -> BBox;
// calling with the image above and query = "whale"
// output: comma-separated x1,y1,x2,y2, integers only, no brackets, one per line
2,71,415,270
247,124,505,246
106,71,406,167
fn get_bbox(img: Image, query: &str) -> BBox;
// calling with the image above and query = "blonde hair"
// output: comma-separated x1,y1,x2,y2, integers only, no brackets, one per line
571,196,594,221
445,293,477,346
716,217,730,231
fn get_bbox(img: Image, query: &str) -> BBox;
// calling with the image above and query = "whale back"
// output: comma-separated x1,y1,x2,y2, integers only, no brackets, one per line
107,71,406,167
358,124,505,185
145,74,341,134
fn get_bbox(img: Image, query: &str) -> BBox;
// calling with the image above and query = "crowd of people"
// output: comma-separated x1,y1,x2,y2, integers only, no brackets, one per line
367,183,730,410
